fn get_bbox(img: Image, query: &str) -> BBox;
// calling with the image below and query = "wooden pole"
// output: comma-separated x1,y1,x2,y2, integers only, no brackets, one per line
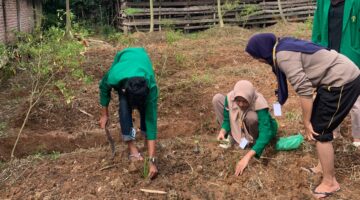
2,0,8,43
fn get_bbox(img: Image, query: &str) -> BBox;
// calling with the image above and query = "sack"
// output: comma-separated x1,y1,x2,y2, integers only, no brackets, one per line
276,134,304,151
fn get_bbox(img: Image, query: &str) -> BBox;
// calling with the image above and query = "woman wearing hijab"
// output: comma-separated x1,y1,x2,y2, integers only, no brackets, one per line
212,80,278,176
245,33,360,198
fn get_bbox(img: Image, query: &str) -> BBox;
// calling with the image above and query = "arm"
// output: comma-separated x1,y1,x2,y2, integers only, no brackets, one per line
145,84,159,179
218,96,231,140
251,109,278,158
99,106,109,129
235,109,277,176
99,73,112,128
144,85,158,140
300,96,319,140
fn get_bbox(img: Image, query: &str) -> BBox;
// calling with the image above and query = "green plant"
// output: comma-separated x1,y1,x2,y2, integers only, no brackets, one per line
175,53,186,66
49,151,61,160
124,8,143,16
191,73,214,85
0,122,7,137
143,157,150,179
165,30,184,44
238,4,259,27
107,32,135,46
9,27,85,159
160,19,176,30
32,151,47,160
285,111,301,122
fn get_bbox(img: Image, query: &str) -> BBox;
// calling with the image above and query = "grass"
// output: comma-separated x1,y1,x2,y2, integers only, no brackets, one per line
285,111,301,122
31,151,61,160
0,122,7,137
191,72,214,85
166,30,184,44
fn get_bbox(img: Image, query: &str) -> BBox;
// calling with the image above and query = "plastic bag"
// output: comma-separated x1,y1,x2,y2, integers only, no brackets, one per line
276,134,304,151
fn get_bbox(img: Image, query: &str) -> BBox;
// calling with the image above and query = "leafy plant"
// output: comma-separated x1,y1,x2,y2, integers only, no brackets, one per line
124,8,143,16
0,122,7,137
49,151,61,160
166,30,184,44
9,27,85,159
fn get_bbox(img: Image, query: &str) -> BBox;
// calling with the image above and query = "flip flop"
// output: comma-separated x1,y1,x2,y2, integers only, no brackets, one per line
129,153,143,161
300,167,320,174
312,188,340,199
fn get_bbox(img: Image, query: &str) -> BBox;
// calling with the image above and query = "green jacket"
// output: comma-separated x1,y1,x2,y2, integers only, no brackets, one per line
99,47,158,140
312,0,360,68
221,96,278,158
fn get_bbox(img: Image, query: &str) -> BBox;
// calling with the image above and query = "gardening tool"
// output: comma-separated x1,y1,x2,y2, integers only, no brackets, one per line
104,121,116,159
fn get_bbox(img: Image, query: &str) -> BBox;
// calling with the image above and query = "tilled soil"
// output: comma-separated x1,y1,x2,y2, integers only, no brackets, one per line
1,23,359,199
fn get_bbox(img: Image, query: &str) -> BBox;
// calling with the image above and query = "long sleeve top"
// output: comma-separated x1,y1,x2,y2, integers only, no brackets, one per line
221,96,278,158
99,48,158,140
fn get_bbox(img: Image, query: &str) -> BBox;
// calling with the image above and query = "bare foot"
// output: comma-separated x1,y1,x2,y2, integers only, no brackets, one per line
313,181,340,199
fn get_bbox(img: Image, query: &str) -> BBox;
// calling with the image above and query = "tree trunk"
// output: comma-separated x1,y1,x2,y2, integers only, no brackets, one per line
65,0,73,39
149,0,154,32
217,0,224,28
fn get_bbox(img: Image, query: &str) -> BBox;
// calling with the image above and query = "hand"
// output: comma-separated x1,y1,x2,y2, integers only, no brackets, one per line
235,156,250,176
99,115,108,129
304,122,319,141
217,129,226,141
148,163,158,179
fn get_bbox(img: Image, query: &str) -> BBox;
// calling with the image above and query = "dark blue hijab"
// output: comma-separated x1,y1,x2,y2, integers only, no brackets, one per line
245,33,327,105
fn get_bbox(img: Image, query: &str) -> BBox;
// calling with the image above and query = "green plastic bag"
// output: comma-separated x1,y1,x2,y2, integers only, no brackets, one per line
276,134,304,151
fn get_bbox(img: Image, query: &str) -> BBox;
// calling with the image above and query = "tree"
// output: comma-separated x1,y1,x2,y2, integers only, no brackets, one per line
217,0,224,28
65,0,73,39
149,0,154,32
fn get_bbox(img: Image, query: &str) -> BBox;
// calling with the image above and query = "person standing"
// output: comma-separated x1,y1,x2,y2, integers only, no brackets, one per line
245,33,360,198
312,0,360,147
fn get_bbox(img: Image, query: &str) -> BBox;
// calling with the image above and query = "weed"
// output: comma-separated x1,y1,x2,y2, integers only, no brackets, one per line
285,111,301,122
124,8,143,16
30,150,60,160
49,151,61,160
175,53,186,66
166,30,184,44
191,73,214,85
32,151,47,160
107,32,135,46
0,122,7,137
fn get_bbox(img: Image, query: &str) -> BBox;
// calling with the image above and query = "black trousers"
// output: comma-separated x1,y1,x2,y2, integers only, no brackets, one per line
312,76,360,142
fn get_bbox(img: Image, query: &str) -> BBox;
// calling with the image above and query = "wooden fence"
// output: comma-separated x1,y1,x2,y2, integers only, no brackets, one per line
118,0,316,33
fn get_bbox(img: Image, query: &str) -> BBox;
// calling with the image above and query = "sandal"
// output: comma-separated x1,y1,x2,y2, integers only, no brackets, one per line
312,187,340,199
300,167,321,174
129,153,143,162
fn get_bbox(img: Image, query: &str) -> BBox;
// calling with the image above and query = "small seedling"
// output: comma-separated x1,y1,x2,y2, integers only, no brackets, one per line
143,157,150,179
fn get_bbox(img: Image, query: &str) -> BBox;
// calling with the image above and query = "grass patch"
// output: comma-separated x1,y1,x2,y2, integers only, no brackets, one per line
166,30,184,44
0,122,7,137
285,111,301,122
30,151,61,160
191,73,214,85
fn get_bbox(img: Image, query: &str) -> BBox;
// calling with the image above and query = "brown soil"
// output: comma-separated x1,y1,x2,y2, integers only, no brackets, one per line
0,23,359,199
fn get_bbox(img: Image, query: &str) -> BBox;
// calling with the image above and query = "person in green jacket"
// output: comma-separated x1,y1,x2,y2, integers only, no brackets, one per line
212,80,278,176
312,0,360,67
312,0,360,174
99,47,158,178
